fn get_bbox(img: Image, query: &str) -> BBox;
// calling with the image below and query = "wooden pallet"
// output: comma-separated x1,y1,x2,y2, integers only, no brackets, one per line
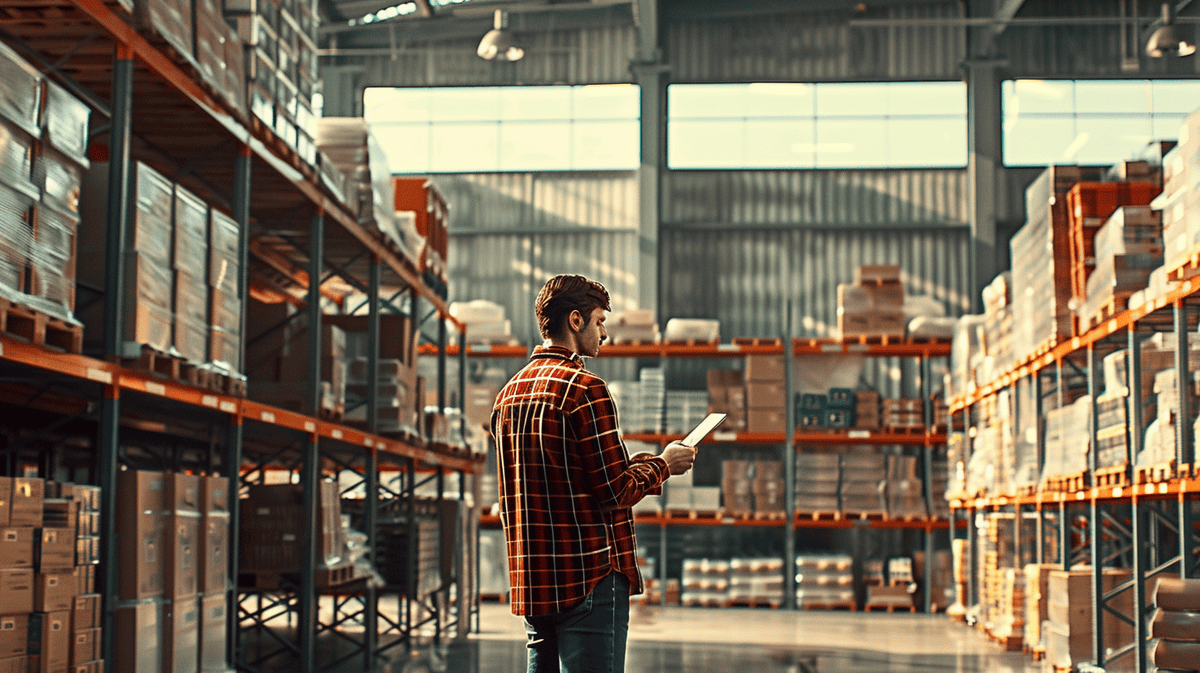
1016,484,1039,496
179,362,212,390
724,598,782,609
1167,243,1200,282
987,631,1023,651
207,370,247,397
839,334,907,346
315,563,358,588
479,593,508,603
1086,294,1130,330
0,298,83,353
731,337,782,347
121,344,183,380
800,601,856,611
1094,464,1130,488
863,603,916,613
1044,471,1089,493
1025,645,1046,661
794,511,843,522
842,510,887,521
882,425,927,435
661,338,719,347
1135,459,1176,485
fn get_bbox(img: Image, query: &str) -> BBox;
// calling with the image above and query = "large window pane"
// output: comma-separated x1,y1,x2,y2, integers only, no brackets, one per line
1004,116,1076,165
744,119,815,169
370,124,431,173
888,117,968,167
1153,113,1187,141
888,82,964,117
429,123,499,172
668,83,746,119
1072,115,1153,164
815,83,881,118
744,83,815,118
499,121,571,170
816,119,887,168
573,120,640,170
1007,80,1074,115
1152,81,1200,115
573,85,640,120
668,119,745,168
427,88,501,121
499,87,570,121
1075,81,1150,114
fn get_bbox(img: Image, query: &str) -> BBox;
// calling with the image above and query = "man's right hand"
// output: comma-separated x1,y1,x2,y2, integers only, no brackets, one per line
660,441,697,475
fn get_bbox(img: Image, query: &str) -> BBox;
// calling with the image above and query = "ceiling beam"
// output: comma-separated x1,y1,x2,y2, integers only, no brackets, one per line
991,0,1026,36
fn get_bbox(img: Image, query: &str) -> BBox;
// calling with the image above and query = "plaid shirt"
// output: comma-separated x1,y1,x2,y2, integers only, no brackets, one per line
492,345,669,616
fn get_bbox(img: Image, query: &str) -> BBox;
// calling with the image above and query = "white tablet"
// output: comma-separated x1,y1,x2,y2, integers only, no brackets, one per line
681,413,727,447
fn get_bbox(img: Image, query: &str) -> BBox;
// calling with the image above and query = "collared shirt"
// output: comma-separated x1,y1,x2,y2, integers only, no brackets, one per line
491,345,669,616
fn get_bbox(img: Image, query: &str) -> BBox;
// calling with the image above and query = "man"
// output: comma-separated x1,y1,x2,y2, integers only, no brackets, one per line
491,274,696,673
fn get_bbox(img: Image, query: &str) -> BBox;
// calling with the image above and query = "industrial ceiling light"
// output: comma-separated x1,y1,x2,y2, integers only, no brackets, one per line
1147,2,1196,57
477,9,524,61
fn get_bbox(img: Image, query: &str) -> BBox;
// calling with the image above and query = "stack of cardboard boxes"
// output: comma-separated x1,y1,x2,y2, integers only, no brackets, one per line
680,559,730,607
882,399,923,433
238,482,347,581
315,120,398,257
1044,568,1146,670
1150,578,1200,669
1022,563,1056,651
245,299,346,417
719,460,784,518
794,554,854,609
706,370,745,432
447,300,512,346
793,453,840,513
328,313,421,437
395,178,449,294
886,455,926,518
605,309,659,344
114,470,230,673
837,265,905,340
1079,205,1163,329
840,449,887,516
745,355,785,433
727,558,784,607
0,477,102,673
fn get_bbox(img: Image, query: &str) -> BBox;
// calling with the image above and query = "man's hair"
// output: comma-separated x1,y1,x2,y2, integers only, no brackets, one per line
535,275,611,339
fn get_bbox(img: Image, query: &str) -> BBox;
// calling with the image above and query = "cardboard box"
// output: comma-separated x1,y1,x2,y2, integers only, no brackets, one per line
747,409,786,433
0,527,33,567
0,567,33,614
113,600,162,673
200,477,229,515
116,470,166,600
165,512,200,600
28,611,69,673
71,594,100,631
745,381,786,410
35,528,75,572
744,355,784,382
69,628,99,667
10,478,43,527
0,614,27,658
199,514,229,593
198,593,227,672
70,661,102,673
36,570,76,612
855,265,901,285
42,498,79,530
0,477,10,527
165,473,201,515
163,598,199,673
76,566,93,595
0,656,27,673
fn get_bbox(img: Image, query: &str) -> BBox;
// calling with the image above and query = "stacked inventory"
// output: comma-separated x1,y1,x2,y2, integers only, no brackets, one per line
948,315,985,398
1079,206,1164,329
0,478,102,673
854,389,880,429
794,452,840,513
394,177,449,293
720,460,754,516
837,265,906,340
662,467,720,512
883,399,923,433
1040,395,1091,488
610,367,664,433
0,45,89,333
606,309,660,344
1044,569,1140,670
198,477,230,673
745,355,785,432
752,460,785,516
194,0,246,118
979,272,1015,381
329,313,421,436
1162,110,1200,279
162,474,201,673
316,119,397,249
448,300,512,345
840,449,886,516
727,558,784,607
797,388,856,431
865,557,916,611
245,299,347,417
1022,564,1056,651
721,459,785,517
1011,166,1103,361
114,470,166,673
1149,578,1200,670
664,390,709,434
662,318,720,343
680,559,730,607
706,369,746,431
886,454,926,518
794,554,854,609
978,513,1021,645
173,186,210,364
208,209,243,375
238,482,354,583
231,0,321,164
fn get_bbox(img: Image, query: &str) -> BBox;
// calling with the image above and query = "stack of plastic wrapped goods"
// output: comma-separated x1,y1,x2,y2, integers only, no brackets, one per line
840,449,886,517
1149,578,1200,671
794,554,854,610
680,559,730,607
1079,205,1163,330
727,558,783,608
793,452,840,514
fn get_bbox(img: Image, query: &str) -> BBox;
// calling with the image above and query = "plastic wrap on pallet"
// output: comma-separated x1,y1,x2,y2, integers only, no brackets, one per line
135,0,194,67
365,126,395,234
0,117,38,200
173,186,209,269
0,182,33,269
222,26,247,117
41,81,90,167
0,41,43,136
134,163,175,263
32,205,76,267
208,209,240,293
1041,396,1091,482
949,315,985,399
35,148,83,216
965,426,998,495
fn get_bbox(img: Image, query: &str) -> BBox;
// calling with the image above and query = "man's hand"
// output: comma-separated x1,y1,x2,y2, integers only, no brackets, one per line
660,441,697,476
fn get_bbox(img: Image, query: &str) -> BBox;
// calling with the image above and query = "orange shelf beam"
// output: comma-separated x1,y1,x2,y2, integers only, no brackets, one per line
424,339,952,360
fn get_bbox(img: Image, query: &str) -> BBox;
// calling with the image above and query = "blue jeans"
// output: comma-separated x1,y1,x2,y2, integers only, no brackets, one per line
524,572,631,673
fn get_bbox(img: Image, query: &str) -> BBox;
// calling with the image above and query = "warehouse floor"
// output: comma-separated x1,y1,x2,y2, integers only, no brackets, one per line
424,604,1042,672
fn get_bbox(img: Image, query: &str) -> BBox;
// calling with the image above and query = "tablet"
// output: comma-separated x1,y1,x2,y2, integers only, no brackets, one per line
681,413,727,447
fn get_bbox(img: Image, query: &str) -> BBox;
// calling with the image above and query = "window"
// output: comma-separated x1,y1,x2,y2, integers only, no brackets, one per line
1003,79,1200,166
364,85,641,173
667,82,967,169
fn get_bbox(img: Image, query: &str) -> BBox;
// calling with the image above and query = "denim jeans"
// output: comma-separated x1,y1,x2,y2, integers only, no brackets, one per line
524,572,631,673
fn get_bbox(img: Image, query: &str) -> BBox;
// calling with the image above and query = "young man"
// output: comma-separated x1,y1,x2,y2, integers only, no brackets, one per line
491,274,696,673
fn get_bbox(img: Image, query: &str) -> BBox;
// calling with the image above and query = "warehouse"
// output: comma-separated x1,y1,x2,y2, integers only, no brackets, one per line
0,0,1197,672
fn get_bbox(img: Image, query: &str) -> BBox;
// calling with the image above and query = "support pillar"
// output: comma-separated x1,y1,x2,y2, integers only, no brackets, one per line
299,433,320,673
102,48,133,358
224,416,243,669
632,0,663,316
306,212,324,416
964,58,1004,312
97,386,120,668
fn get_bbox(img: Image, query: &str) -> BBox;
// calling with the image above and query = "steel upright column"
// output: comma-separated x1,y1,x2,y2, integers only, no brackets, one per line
233,145,252,376
784,319,796,610
224,416,243,668
299,432,320,673
228,140,251,671
367,257,381,432
921,355,934,613
306,212,325,416
1059,499,1069,571
1088,344,1105,665
98,46,134,669
1174,300,1195,578
1128,326,1148,673
458,328,467,440
437,316,447,412
364,256,380,668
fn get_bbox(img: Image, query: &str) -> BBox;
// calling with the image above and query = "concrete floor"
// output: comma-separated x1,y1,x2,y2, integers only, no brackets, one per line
416,603,1044,673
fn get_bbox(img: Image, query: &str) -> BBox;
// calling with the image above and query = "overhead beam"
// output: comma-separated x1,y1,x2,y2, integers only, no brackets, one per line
992,0,1027,36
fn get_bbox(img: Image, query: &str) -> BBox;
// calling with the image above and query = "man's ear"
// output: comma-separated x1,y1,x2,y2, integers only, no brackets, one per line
570,310,584,333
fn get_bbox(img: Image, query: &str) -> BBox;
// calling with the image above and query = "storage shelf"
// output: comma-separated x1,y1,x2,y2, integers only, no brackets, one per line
952,477,1200,510
0,334,481,472
480,512,952,530
424,338,951,359
623,430,946,446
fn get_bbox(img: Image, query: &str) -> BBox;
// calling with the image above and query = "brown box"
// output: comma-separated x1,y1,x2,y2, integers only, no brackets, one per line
199,514,229,593
838,312,871,337
36,570,77,612
0,614,28,658
165,473,201,514
0,656,27,673
113,600,162,673
0,568,33,614
747,409,786,433
76,566,94,595
71,594,100,631
855,265,901,285
71,661,102,673
28,611,69,673
69,628,99,667
11,478,44,527
0,477,10,527
745,381,786,410
744,355,785,383
200,477,229,515
1153,577,1200,611
324,314,416,365
864,282,904,309
721,460,753,515
35,528,75,572
42,498,79,530
165,512,200,600
869,310,907,337
116,470,166,600
0,527,33,568
1151,638,1200,670
163,598,199,673
198,593,227,672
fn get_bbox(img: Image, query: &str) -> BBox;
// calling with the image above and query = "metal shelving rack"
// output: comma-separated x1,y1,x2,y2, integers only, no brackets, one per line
948,281,1200,673
461,337,953,611
0,2,482,672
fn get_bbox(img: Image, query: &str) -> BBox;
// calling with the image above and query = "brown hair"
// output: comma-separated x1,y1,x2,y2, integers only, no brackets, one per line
535,275,611,339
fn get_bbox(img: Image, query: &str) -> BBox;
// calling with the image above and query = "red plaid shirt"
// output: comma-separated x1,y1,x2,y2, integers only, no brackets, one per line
492,345,669,616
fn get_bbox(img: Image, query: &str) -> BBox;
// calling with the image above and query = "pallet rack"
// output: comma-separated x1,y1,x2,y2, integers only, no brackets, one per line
462,337,953,611
0,2,482,672
948,278,1200,673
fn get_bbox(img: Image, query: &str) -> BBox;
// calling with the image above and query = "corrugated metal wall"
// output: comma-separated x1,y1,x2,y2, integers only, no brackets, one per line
436,172,641,346
666,1,965,83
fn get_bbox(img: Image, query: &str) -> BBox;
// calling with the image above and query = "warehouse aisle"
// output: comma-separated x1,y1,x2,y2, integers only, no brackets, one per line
440,604,1041,673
